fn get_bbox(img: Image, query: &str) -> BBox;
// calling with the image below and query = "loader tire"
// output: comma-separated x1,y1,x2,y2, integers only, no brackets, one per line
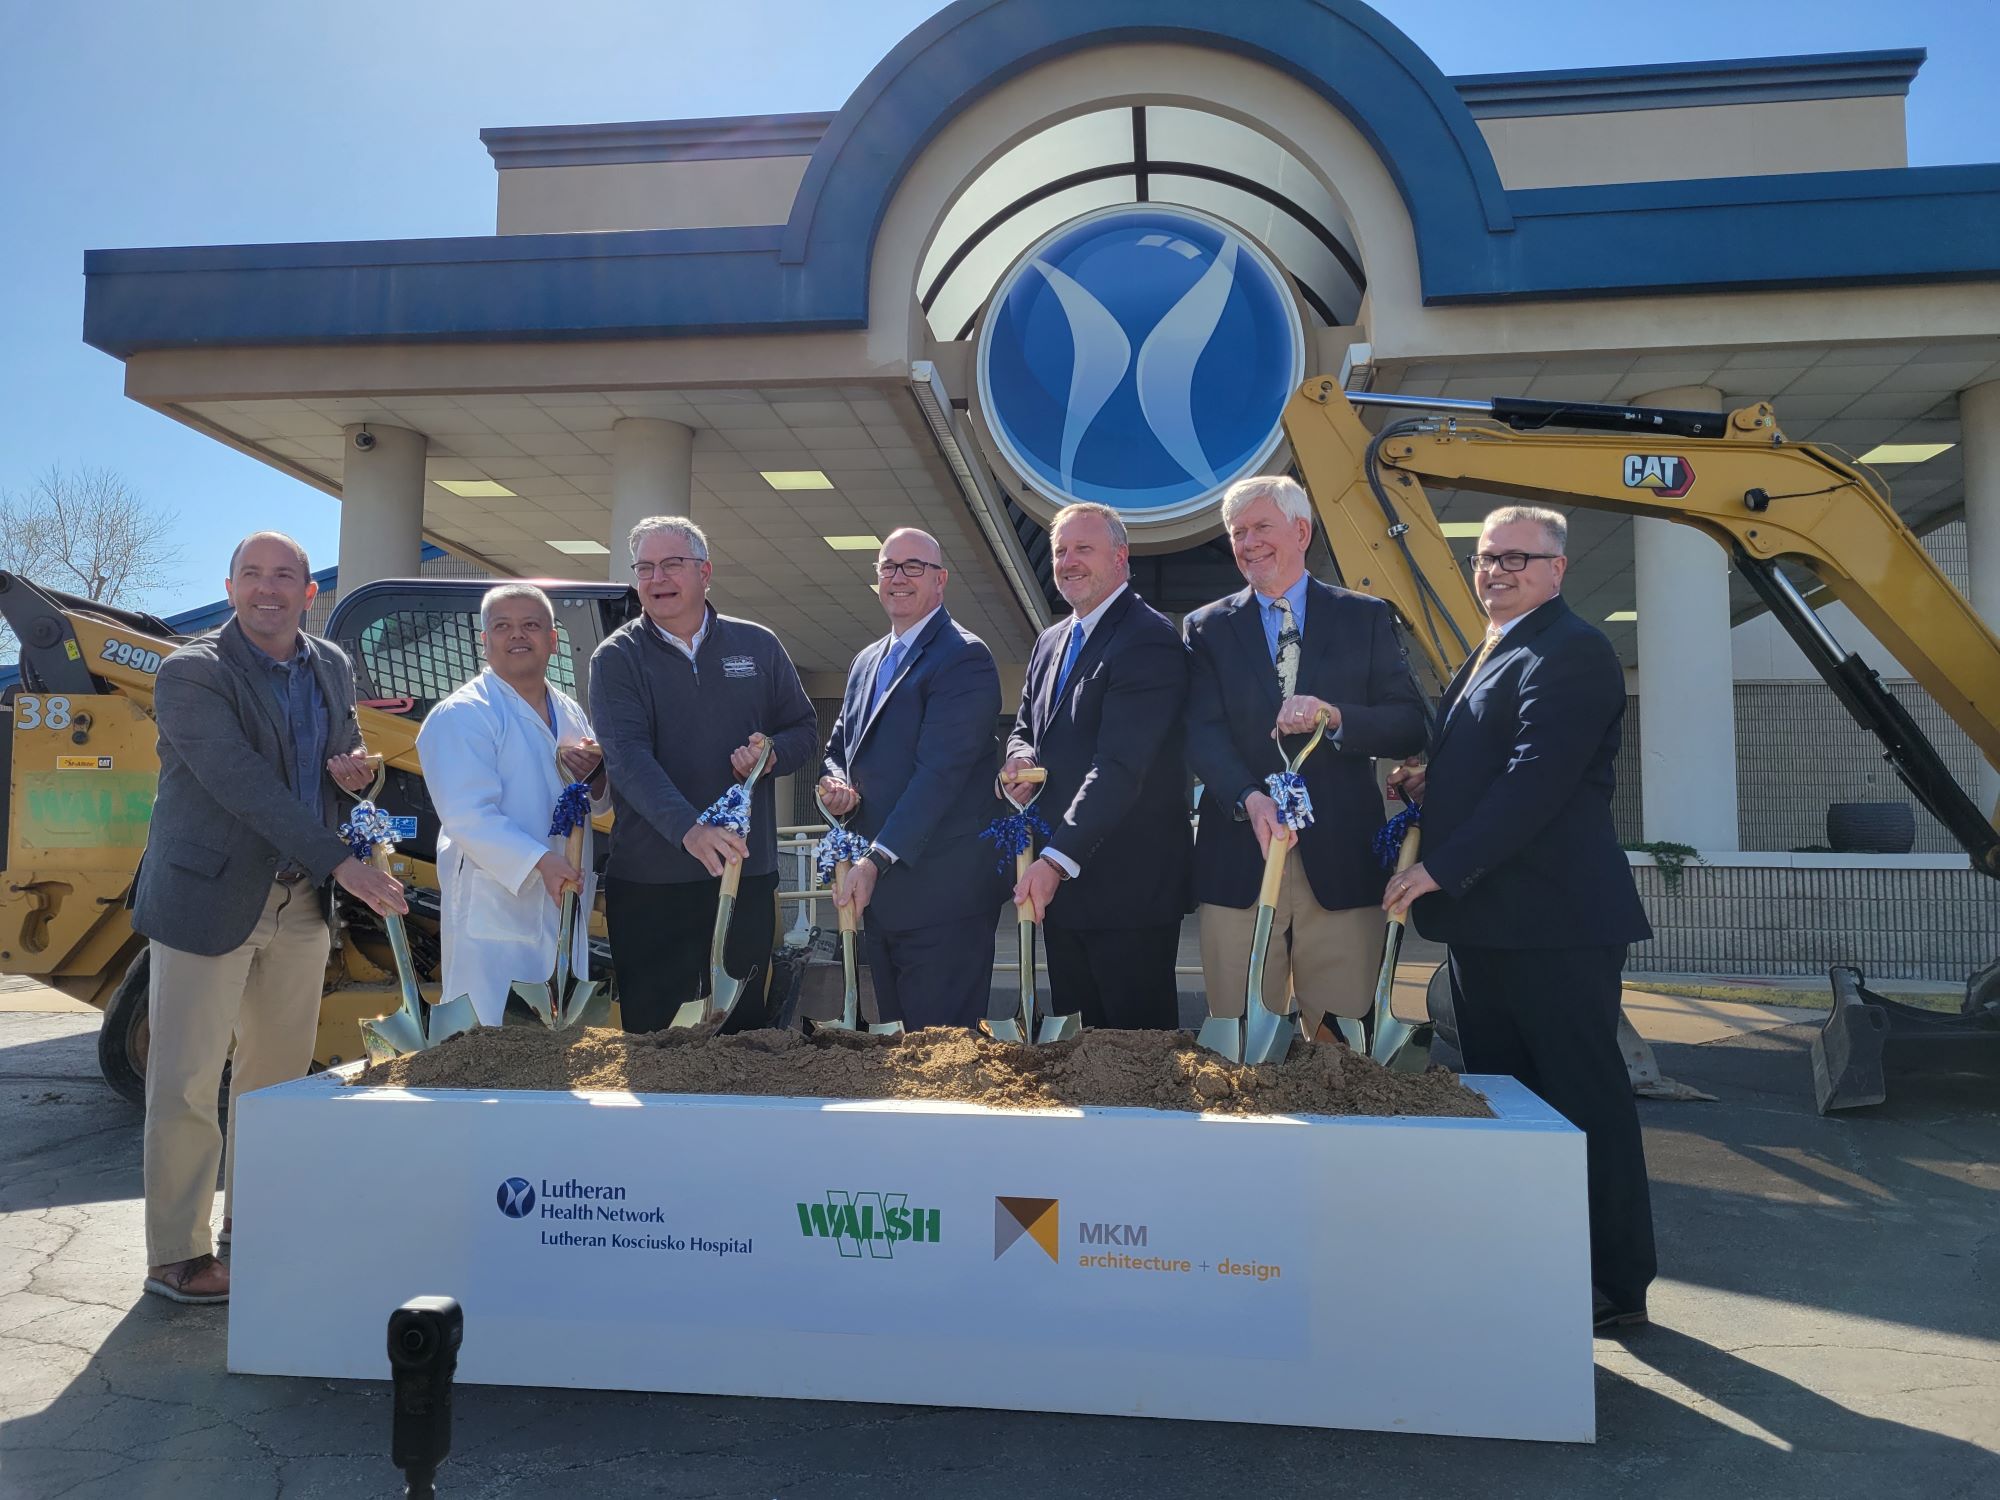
97,951,151,1106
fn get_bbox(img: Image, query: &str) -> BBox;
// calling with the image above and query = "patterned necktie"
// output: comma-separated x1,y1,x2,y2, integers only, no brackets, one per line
869,637,906,718
1052,619,1085,703
1273,597,1301,700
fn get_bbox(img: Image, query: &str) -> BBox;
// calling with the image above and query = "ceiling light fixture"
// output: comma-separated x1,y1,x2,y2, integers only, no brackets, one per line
1605,610,1637,622
823,535,882,552
1439,522,1485,538
760,469,834,490
435,479,517,498
547,539,610,555
1858,442,1954,464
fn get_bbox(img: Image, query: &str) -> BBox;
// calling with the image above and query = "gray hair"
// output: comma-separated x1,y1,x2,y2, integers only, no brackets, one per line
1483,505,1568,554
626,515,710,563
479,582,555,631
228,531,311,576
1051,502,1128,551
1220,474,1313,529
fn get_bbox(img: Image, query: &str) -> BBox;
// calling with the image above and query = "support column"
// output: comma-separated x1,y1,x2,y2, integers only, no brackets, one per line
1632,385,1740,849
611,418,695,566
1962,381,2000,815
338,423,427,592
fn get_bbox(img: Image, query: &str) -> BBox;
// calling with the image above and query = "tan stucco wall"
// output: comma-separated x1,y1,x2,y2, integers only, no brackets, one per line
1476,95,1908,190
495,155,811,234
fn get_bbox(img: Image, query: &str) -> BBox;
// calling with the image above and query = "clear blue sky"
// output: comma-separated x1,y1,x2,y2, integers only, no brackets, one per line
2,0,1994,615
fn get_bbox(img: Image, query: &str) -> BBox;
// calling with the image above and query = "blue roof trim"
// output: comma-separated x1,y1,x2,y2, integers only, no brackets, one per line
1452,47,1925,117
481,113,835,169
76,2,2000,355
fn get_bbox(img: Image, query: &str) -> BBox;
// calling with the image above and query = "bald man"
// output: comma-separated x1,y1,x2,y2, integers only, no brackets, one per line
819,528,1005,1029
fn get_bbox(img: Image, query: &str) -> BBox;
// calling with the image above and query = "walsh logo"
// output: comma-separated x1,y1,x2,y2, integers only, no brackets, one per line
1622,454,1696,498
796,1192,941,1259
994,1197,1060,1261
496,1177,536,1219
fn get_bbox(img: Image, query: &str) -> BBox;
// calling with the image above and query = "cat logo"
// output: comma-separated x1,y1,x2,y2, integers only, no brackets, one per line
1622,454,1695,498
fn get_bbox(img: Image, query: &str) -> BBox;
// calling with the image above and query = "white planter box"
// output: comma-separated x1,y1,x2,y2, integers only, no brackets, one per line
228,1070,1594,1443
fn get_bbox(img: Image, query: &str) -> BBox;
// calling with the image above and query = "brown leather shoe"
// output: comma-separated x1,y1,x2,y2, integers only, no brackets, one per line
143,1253,230,1305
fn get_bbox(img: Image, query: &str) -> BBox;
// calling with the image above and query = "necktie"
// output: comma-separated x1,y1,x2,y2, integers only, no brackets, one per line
1052,620,1085,703
1468,623,1504,681
869,637,906,718
1273,597,1301,700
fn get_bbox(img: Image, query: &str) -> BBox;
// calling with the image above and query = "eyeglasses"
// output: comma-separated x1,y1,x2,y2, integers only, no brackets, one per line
1468,551,1561,574
876,559,945,581
632,557,703,579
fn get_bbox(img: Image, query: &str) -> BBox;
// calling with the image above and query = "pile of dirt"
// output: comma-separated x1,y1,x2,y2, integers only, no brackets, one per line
352,1025,1491,1120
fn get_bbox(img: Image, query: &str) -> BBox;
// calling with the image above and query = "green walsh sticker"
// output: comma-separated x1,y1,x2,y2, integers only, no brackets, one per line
18,772,156,849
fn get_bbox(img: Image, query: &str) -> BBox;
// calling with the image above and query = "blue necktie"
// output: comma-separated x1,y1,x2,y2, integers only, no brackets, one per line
1052,620,1085,704
869,637,906,718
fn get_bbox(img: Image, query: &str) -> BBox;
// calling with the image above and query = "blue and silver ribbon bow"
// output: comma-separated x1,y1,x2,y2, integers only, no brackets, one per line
339,800,401,861
1373,801,1422,869
979,807,1053,875
698,782,752,837
550,779,593,838
813,825,871,886
1265,771,1315,832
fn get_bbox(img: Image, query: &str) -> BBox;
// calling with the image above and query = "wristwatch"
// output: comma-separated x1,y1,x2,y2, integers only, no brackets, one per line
865,848,894,877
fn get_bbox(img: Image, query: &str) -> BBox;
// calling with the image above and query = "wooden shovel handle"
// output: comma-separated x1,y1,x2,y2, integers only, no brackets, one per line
1255,831,1288,909
1385,827,1422,929
718,857,744,903
1015,847,1037,923
1002,765,1048,786
834,859,860,935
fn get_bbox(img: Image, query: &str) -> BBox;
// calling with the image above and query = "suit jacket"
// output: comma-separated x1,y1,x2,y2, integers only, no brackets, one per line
133,618,365,956
822,609,1004,931
1412,595,1652,950
1007,587,1192,930
1185,578,1427,911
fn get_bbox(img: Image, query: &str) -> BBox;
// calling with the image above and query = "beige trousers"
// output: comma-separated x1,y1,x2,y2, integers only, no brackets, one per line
1199,846,1385,1033
143,880,329,1266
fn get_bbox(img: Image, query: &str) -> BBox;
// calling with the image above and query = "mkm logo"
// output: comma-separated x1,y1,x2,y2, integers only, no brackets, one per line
796,1191,941,1259
1077,1221,1147,1246
1623,454,1696,498
496,1177,536,1219
994,1197,1060,1261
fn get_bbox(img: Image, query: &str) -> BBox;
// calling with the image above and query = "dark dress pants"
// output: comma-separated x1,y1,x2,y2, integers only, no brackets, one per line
1044,922,1181,1030
1448,942,1658,1310
605,872,780,1034
863,912,996,1030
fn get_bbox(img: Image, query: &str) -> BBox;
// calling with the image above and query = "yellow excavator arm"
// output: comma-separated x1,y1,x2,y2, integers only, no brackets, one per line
1285,377,2000,876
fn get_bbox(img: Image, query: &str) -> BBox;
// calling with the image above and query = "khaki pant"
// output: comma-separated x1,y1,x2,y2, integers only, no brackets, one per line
143,880,329,1266
1199,846,1384,1033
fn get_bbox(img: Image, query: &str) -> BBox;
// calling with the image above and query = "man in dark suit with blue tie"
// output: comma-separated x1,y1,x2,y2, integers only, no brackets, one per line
1185,476,1428,1039
1385,505,1657,1331
819,528,1004,1029
1004,502,1191,1030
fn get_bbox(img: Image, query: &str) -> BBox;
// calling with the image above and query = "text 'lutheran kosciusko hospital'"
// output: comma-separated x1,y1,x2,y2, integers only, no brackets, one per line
80,0,2000,980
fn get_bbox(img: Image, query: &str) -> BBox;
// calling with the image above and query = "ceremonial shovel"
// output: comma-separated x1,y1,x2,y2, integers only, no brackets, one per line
1196,711,1332,1066
673,736,775,1028
981,767,1079,1046
1368,820,1423,1068
810,787,901,1037
350,760,477,1063
506,751,607,1032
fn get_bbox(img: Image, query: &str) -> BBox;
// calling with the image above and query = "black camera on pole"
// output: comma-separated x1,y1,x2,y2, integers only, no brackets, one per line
387,1295,462,1498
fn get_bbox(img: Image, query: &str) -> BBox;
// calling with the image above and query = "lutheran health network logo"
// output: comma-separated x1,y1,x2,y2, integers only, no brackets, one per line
976,203,1305,522
496,1175,753,1258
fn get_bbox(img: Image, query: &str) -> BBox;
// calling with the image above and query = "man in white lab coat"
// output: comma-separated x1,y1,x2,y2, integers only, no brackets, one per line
417,584,606,1024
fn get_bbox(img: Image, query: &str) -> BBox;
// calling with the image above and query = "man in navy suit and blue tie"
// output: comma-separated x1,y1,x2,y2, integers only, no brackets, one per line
1003,502,1191,1030
1185,475,1427,1039
819,528,1004,1029
1385,505,1657,1331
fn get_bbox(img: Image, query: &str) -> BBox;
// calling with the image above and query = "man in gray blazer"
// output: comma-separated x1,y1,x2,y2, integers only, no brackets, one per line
134,532,406,1306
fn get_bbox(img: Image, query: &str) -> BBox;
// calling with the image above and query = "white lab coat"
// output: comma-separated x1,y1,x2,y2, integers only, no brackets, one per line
416,671,603,1025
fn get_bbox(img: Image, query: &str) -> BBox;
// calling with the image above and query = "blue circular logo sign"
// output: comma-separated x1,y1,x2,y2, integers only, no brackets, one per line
976,205,1305,523
496,1177,536,1219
